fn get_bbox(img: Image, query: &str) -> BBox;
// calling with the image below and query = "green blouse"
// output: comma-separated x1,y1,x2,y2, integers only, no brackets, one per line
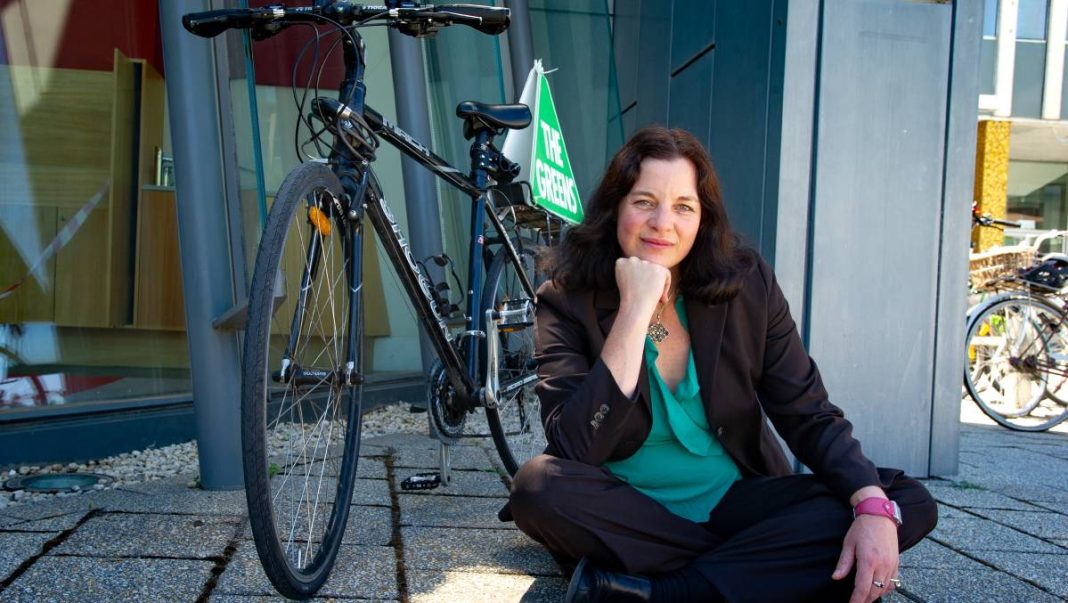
603,296,741,523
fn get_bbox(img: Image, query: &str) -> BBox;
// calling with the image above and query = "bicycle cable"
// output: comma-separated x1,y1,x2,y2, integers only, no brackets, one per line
286,10,387,163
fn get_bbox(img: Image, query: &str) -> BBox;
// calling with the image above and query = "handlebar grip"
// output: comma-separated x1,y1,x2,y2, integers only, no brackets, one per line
182,9,255,38
993,218,1021,228
435,4,510,35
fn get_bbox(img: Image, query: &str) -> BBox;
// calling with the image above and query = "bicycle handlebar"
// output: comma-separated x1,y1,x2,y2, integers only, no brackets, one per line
183,2,510,39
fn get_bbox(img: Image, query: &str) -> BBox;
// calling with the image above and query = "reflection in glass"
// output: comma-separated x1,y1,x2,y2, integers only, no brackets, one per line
0,1,191,416
1017,0,1049,41
984,0,999,38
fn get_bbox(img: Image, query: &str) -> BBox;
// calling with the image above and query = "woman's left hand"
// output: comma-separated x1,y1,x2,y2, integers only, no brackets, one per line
832,513,900,603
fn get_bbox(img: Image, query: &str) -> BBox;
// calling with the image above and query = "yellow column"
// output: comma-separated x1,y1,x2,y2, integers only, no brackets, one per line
973,119,1012,252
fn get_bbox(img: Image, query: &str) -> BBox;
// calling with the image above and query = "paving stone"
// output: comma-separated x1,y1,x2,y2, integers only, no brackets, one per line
49,512,239,559
215,540,397,600
934,505,969,519
392,444,499,473
930,516,1063,553
925,483,1044,511
2,556,214,602
402,526,560,576
0,531,58,582
210,596,397,602
967,550,1068,598
965,508,1068,541
108,479,249,515
899,567,1062,602
988,485,1068,506
407,570,567,603
0,496,98,521
398,494,514,530
358,457,388,479
240,505,392,546
0,512,23,528
899,539,989,570
396,468,510,498
363,433,438,454
0,511,89,532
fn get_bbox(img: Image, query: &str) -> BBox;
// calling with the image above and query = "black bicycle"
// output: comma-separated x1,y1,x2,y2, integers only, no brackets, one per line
185,3,558,597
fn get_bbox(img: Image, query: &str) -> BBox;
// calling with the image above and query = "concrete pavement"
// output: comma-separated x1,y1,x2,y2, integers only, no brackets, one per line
0,407,1066,602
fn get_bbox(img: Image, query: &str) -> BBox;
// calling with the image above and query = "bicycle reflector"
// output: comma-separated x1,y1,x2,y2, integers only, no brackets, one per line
309,206,332,236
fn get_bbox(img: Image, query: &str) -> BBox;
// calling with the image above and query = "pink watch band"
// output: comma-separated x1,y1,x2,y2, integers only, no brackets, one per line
853,497,903,526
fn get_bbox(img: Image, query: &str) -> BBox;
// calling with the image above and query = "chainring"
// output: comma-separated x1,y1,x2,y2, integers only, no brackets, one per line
427,360,466,444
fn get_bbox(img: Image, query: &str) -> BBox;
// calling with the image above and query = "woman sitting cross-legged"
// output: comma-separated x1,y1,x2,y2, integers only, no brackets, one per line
502,126,937,603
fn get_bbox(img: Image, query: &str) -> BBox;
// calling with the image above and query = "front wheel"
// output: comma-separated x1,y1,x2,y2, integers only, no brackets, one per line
242,162,365,598
482,246,545,475
964,296,1068,431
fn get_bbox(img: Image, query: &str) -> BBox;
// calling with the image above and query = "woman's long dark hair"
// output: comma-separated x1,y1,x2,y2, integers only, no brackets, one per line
549,126,755,304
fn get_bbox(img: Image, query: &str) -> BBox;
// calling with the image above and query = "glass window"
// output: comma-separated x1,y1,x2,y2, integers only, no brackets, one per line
527,0,622,200
1017,0,1049,41
1,1,191,416
984,0,998,38
1006,161,1068,254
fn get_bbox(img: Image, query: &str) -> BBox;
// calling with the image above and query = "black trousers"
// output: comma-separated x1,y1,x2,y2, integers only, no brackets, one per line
508,455,938,603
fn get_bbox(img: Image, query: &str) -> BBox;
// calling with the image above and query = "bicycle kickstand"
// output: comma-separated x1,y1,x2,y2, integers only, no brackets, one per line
398,440,452,491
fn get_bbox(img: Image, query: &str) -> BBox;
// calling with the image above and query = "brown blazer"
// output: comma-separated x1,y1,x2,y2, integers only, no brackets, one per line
533,256,881,503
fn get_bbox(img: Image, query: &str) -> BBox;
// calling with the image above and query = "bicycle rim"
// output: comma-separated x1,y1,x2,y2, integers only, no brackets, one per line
964,297,1068,431
242,162,364,598
482,246,545,475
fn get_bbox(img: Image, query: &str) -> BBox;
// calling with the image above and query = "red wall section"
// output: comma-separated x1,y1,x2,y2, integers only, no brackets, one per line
0,0,164,74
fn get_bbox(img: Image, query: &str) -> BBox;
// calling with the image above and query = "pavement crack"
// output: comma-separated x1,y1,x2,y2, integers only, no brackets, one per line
384,453,410,603
194,526,242,603
926,535,1065,599
0,508,103,591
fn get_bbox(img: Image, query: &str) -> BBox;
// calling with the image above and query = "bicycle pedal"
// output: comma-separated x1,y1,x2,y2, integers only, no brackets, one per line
400,472,441,490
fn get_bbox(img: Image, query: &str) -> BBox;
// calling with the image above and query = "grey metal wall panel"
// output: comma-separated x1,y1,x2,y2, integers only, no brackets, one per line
706,1,781,254
808,0,952,475
613,0,641,113
634,1,673,128
671,0,715,73
929,0,983,478
777,0,819,343
668,51,714,143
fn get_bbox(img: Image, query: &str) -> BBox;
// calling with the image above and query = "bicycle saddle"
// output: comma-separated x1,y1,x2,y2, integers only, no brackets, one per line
456,101,532,139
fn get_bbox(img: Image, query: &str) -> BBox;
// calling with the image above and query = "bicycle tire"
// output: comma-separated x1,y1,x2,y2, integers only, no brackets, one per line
482,245,545,475
964,296,1068,431
242,162,365,598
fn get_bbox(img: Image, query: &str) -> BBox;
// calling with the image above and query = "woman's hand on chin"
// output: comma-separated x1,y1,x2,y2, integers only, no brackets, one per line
614,256,671,321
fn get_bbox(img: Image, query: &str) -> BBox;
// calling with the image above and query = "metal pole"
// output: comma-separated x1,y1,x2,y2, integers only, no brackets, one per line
158,0,243,489
388,31,445,400
505,0,535,101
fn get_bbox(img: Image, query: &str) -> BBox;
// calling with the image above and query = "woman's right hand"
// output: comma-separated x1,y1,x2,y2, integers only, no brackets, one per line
615,256,671,321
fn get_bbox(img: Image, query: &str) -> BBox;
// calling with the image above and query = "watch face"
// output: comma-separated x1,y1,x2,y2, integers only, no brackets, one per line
889,501,903,526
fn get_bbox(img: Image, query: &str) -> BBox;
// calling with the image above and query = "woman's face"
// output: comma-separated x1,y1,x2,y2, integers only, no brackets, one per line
616,157,701,272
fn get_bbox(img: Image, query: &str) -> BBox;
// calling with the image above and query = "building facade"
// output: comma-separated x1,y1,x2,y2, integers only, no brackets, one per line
975,0,1068,252
1,0,977,484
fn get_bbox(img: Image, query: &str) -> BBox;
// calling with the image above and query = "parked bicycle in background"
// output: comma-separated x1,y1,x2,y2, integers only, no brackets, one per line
964,203,1068,432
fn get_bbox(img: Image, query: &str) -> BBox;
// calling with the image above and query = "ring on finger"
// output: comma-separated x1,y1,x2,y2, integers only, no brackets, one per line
873,580,885,589
890,577,902,588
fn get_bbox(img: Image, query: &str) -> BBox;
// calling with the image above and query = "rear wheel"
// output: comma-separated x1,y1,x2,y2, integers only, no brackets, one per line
242,162,365,598
964,296,1068,431
482,246,545,475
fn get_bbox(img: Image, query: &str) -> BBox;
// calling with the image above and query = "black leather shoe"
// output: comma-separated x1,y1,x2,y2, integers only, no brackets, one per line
564,557,652,602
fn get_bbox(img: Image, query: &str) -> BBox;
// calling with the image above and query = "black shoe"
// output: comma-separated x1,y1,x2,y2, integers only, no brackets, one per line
564,557,652,603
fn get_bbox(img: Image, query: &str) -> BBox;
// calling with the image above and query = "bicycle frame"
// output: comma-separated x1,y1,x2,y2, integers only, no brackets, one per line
283,24,536,410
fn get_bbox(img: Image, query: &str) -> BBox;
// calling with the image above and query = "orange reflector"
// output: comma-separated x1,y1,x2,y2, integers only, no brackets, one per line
309,206,332,236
